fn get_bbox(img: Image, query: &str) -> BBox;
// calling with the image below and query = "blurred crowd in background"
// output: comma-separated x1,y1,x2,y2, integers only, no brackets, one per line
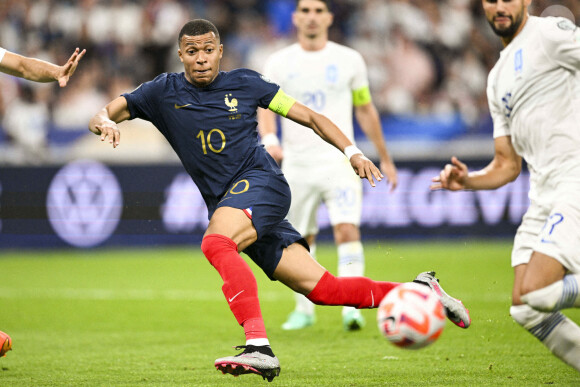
0,0,578,164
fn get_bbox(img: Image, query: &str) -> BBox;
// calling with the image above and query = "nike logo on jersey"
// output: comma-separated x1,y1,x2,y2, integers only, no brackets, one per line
228,290,245,302
174,103,192,109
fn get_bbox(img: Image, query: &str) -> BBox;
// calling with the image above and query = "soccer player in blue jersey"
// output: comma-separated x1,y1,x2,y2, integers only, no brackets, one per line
89,19,470,382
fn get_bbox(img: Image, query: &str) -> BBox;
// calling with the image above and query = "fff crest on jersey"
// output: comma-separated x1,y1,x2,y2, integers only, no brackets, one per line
224,93,238,112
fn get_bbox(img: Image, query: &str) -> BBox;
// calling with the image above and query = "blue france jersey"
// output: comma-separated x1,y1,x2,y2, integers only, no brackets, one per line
123,69,282,211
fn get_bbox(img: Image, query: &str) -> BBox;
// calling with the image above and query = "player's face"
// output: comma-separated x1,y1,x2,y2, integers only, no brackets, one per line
178,32,223,87
293,0,333,39
482,0,531,41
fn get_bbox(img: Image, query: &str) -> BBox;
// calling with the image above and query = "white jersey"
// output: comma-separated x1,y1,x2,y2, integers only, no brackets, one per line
0,47,6,63
263,41,369,166
487,16,580,206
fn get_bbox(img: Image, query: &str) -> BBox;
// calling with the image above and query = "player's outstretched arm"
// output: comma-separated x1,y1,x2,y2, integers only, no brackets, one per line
354,102,398,191
431,136,522,191
0,48,86,86
89,96,131,149
285,100,383,187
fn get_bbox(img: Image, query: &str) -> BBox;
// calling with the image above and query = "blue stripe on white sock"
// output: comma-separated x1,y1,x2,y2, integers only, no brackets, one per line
529,312,566,342
556,275,578,310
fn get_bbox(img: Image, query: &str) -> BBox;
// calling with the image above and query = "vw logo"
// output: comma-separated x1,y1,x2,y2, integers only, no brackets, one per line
47,160,122,247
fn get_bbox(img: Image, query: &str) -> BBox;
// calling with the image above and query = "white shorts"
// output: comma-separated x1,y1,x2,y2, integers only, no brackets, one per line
282,158,362,237
512,194,580,273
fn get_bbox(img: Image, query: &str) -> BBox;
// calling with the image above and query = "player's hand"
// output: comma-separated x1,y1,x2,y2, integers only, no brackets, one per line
380,159,398,192
95,120,121,148
265,144,284,165
57,48,86,87
430,156,468,191
350,154,383,187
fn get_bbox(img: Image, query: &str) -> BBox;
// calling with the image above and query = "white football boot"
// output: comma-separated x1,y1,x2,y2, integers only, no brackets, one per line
414,271,471,328
215,345,280,382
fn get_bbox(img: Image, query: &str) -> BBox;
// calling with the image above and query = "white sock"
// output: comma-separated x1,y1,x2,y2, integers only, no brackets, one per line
521,274,580,312
337,241,364,277
563,274,580,308
246,338,270,347
543,317,580,371
295,244,316,316
511,304,580,371
337,241,364,316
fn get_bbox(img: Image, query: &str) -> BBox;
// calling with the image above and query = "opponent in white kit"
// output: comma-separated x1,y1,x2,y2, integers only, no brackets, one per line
432,0,580,371
258,0,398,331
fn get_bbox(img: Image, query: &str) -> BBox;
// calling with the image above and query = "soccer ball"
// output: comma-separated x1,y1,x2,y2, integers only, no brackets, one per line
377,282,446,349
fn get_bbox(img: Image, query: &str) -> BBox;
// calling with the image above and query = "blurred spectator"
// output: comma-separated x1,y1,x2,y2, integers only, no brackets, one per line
52,60,108,132
379,25,437,115
2,83,50,164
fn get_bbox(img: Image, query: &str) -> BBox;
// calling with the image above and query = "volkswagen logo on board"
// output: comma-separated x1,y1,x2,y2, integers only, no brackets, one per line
47,160,122,247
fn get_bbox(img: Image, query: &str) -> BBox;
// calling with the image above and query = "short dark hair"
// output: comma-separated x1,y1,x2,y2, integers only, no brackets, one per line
295,0,331,9
178,19,220,46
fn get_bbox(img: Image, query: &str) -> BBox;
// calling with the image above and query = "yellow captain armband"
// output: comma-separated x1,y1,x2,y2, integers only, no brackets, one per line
268,89,296,117
352,86,372,107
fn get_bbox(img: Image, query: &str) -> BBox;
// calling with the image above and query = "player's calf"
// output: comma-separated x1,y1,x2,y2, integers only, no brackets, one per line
306,271,398,309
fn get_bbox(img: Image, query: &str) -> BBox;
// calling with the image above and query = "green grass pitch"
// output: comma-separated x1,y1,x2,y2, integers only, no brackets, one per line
1,240,579,386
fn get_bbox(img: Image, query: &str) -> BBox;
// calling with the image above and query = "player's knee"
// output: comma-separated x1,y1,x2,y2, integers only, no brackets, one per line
201,234,237,263
510,304,545,329
200,235,217,258
520,282,560,312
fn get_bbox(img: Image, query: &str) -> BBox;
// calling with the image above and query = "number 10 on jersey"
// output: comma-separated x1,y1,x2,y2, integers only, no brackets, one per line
197,129,226,154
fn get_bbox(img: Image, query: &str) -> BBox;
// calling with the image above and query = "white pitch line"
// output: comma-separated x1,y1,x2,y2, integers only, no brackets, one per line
0,288,286,302
0,288,508,303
